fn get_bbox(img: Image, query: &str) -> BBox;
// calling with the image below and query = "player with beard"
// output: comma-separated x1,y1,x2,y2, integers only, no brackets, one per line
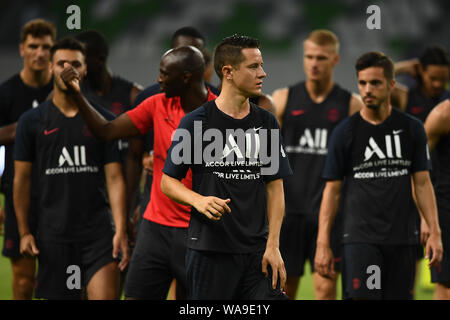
424,99,450,299
0,19,56,299
271,29,364,300
315,52,443,300
13,37,129,299
58,45,217,299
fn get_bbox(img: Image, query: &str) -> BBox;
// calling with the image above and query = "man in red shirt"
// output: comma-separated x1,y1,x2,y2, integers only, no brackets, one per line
59,45,216,299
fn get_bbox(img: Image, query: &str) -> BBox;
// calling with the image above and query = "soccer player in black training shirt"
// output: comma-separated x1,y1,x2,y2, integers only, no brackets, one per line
314,52,443,300
160,35,292,299
13,37,129,300
0,19,56,300
271,29,364,300
425,99,450,299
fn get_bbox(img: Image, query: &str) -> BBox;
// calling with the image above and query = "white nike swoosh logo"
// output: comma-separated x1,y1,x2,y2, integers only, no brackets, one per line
393,130,403,134
253,126,262,131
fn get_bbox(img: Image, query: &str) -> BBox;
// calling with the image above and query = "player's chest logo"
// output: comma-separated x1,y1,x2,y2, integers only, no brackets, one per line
59,146,87,167
363,130,402,161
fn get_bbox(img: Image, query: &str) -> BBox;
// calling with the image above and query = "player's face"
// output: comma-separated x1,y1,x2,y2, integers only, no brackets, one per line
420,65,449,98
357,66,395,110
231,48,266,97
158,54,185,98
303,40,338,81
20,35,53,72
51,49,86,92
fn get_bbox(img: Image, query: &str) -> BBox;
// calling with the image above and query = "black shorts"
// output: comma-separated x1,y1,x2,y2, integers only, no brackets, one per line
279,214,342,276
342,243,415,300
34,232,115,300
2,191,38,258
186,248,288,300
124,219,187,300
431,212,450,284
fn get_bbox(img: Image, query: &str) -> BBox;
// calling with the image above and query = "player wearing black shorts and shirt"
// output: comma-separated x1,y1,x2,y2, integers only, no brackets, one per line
160,35,292,299
13,37,129,300
0,19,56,300
425,99,450,299
314,52,443,300
272,29,364,300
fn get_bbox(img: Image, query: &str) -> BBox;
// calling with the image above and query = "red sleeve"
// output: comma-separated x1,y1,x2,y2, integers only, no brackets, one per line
125,96,157,134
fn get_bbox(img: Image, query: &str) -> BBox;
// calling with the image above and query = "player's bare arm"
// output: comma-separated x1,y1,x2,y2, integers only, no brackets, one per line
412,170,443,267
0,123,18,145
105,162,130,271
348,93,364,115
271,87,289,127
425,100,450,151
314,180,342,279
160,173,231,221
13,160,39,256
60,63,140,141
262,178,287,290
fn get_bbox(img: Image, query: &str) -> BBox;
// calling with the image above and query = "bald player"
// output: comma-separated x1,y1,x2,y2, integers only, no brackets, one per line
58,46,216,300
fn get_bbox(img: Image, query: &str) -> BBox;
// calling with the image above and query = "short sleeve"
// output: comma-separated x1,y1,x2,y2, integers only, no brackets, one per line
411,119,432,173
262,114,292,182
14,109,38,162
322,118,352,180
126,96,157,135
163,107,206,180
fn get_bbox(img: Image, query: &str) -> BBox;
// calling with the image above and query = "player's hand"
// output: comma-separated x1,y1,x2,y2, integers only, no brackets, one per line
142,152,154,175
20,234,39,257
193,196,231,221
113,232,130,271
262,246,286,291
314,242,336,279
60,62,81,93
425,232,443,268
420,217,431,246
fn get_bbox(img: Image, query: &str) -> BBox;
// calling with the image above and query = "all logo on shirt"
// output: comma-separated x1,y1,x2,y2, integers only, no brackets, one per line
285,128,328,155
45,145,99,175
353,130,411,179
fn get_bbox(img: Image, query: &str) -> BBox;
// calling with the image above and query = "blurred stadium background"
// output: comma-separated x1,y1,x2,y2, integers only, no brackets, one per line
0,0,448,300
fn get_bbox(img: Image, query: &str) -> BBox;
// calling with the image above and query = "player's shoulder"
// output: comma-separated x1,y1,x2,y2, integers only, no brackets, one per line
19,100,51,123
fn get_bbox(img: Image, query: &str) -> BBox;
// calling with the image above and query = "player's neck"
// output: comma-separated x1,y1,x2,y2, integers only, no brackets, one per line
20,67,51,88
52,89,79,118
180,82,208,113
215,85,250,119
305,77,334,103
360,102,392,125
419,85,437,100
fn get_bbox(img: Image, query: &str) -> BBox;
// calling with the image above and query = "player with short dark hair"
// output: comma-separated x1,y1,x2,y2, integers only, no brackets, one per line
271,29,364,300
424,99,450,299
0,18,56,300
160,35,292,299
314,51,443,300
57,45,216,299
13,37,129,300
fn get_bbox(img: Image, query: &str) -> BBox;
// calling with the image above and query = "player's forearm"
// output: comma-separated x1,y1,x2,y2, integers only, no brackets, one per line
106,164,127,235
70,91,115,141
161,173,201,208
13,171,31,237
265,179,285,248
125,139,144,215
316,181,342,247
0,123,17,145
414,176,441,235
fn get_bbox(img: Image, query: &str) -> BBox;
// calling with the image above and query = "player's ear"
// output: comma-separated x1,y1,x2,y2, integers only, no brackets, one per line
333,53,340,66
388,78,396,91
19,43,25,58
222,65,233,81
183,71,192,84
